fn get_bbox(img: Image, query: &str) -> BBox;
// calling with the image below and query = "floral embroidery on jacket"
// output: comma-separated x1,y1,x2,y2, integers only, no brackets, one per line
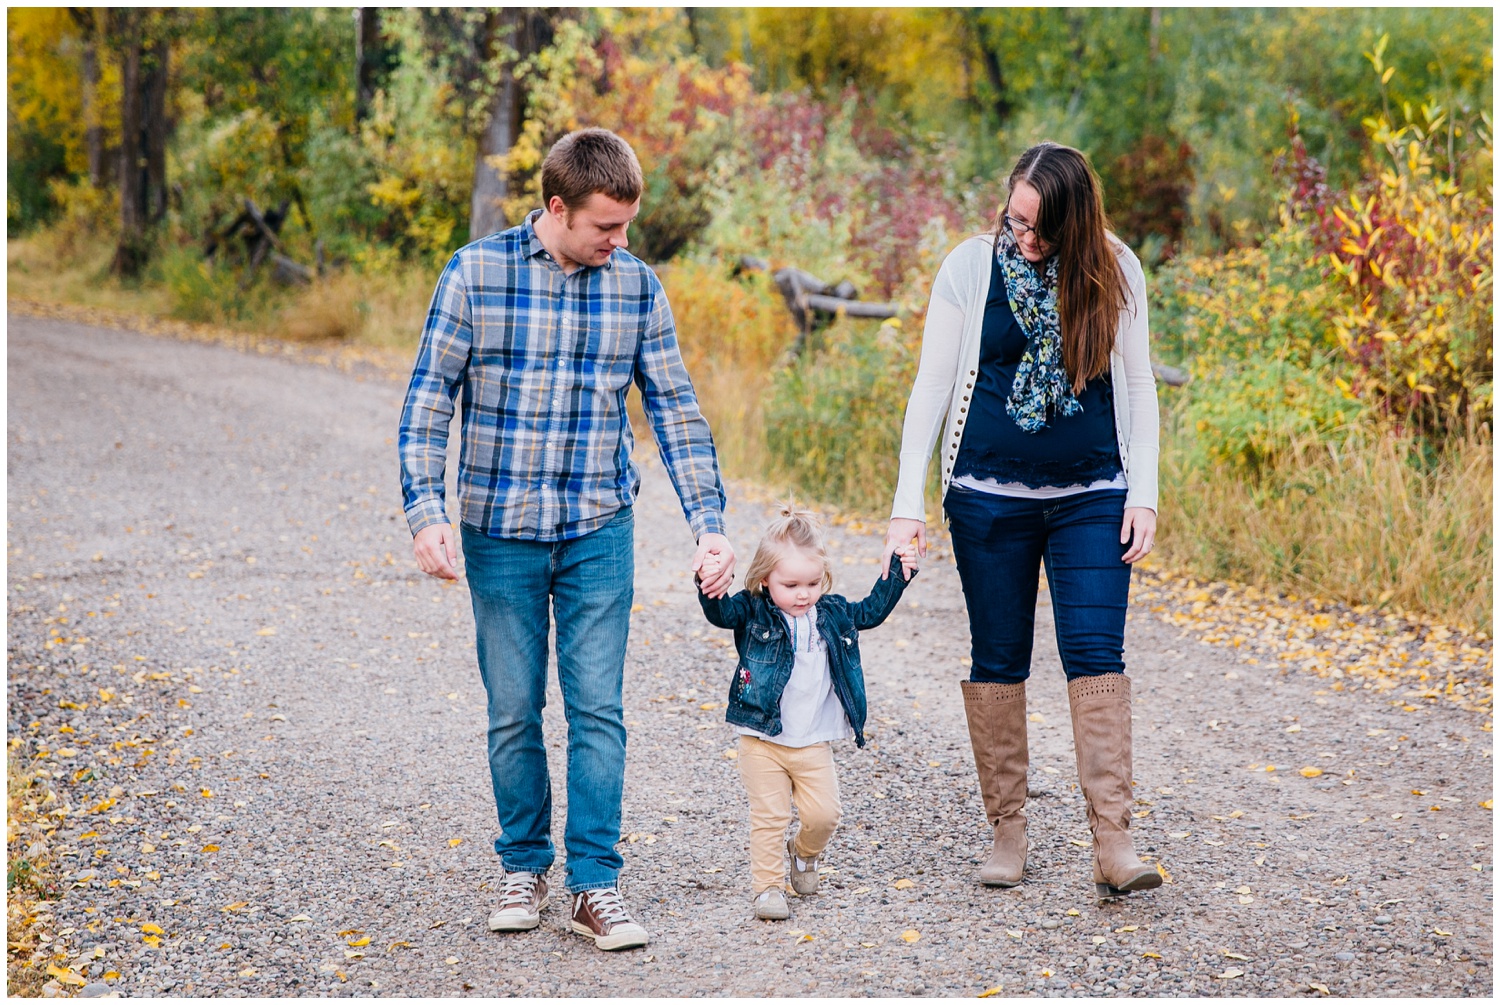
996,230,1081,433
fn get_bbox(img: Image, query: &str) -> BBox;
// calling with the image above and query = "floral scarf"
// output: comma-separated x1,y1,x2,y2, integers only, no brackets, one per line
996,230,1081,432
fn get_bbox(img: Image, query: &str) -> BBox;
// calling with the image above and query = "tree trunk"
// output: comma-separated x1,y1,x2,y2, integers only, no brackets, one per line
112,10,147,276
468,9,556,240
111,9,171,275
961,10,1012,125
81,39,105,186
355,8,383,124
142,33,169,224
469,62,522,239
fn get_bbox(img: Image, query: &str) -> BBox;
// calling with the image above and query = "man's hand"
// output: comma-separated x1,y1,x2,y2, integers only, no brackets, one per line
414,523,460,580
881,518,927,579
1120,507,1157,564
692,532,736,598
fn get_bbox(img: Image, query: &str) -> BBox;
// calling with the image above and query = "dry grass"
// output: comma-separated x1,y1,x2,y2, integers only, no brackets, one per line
1159,424,1493,634
6,745,62,997
659,259,799,481
274,272,371,342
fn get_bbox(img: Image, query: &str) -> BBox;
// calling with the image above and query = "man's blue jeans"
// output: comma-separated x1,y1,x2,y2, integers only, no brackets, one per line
943,486,1131,683
460,507,634,893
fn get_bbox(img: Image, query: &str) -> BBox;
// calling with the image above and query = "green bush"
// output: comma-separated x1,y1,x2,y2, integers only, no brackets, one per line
764,320,916,513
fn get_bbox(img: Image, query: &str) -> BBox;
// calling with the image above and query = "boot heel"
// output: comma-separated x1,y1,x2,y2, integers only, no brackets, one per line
1095,882,1129,902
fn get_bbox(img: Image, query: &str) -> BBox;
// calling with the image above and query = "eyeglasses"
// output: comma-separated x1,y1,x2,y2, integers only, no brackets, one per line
1003,214,1041,241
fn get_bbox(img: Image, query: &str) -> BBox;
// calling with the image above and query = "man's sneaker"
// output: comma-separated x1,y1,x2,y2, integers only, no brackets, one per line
787,836,821,896
570,888,649,951
488,871,548,932
753,887,790,920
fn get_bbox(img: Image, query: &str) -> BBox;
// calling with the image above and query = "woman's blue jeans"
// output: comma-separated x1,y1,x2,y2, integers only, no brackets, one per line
944,486,1131,683
460,507,634,893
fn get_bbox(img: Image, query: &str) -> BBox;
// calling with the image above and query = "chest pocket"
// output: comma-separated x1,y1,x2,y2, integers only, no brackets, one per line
745,624,784,665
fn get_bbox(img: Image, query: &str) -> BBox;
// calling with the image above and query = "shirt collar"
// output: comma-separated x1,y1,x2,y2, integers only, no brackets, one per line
521,207,617,272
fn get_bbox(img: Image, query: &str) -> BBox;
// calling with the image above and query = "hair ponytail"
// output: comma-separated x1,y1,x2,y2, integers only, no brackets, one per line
743,501,834,596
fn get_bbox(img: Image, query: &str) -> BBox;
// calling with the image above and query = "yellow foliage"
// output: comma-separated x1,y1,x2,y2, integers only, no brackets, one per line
6,8,121,176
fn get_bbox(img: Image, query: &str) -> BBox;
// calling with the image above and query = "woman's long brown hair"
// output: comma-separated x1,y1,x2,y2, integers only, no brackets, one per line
993,142,1127,393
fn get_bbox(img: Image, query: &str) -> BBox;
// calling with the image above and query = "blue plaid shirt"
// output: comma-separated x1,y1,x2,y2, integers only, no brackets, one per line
398,210,726,542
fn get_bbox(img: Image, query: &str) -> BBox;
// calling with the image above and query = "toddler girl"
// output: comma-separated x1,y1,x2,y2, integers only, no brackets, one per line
697,504,918,920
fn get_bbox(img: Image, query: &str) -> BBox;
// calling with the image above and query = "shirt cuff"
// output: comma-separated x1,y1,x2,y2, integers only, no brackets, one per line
406,498,451,537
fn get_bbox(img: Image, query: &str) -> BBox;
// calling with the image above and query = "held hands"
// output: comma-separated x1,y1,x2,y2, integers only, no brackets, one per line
413,523,459,580
896,541,920,581
692,532,736,598
881,517,927,580
1120,507,1157,564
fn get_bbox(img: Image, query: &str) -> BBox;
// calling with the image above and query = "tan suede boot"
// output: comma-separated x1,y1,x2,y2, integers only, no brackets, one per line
1067,674,1162,901
960,681,1028,887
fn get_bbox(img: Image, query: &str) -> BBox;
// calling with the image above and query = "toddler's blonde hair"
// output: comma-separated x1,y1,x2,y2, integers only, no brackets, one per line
743,501,834,596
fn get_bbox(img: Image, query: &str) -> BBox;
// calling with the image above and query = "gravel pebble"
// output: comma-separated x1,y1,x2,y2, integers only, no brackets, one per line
6,316,1494,997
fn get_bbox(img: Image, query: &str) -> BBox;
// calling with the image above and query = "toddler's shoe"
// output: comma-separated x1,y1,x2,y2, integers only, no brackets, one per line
787,837,821,896
752,887,790,920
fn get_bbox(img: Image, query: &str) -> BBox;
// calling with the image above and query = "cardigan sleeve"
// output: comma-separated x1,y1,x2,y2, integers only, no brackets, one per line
1116,247,1160,513
890,242,975,521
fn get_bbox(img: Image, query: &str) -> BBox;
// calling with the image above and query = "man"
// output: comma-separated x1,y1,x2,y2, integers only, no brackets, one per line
398,128,735,952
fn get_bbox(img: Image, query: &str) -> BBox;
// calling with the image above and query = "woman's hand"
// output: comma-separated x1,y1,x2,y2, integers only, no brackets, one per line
1120,507,1157,564
881,518,927,579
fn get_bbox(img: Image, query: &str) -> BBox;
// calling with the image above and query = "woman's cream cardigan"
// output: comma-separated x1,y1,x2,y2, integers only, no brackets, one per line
890,232,1160,521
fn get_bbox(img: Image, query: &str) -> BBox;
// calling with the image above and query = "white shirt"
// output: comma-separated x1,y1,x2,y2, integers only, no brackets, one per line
737,606,853,747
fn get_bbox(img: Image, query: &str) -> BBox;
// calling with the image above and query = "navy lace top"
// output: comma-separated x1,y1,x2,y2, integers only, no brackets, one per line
953,252,1123,489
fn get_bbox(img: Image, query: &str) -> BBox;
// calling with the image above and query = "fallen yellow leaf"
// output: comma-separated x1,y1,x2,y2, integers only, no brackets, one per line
444,956,460,965
256,627,277,636
141,922,164,935
201,788,215,798
1142,951,1162,959
978,986,1004,998
45,964,87,987
1065,908,1080,917
388,941,412,952
1068,838,1090,847
1217,968,1244,979
900,929,921,943
448,838,463,847
1006,929,1023,939
1309,983,1330,995
347,936,371,947
202,844,220,853
1116,925,1139,933
222,901,250,913
893,878,916,889
1223,951,1250,961
239,967,257,977
142,935,161,948
1300,766,1324,778
1433,928,1452,937
337,929,363,937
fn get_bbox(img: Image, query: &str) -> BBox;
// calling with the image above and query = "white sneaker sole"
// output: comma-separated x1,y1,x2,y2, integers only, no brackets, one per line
488,894,548,932
571,920,648,951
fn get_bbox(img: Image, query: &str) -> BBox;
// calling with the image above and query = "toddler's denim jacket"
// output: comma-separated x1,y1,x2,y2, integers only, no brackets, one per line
697,553,914,747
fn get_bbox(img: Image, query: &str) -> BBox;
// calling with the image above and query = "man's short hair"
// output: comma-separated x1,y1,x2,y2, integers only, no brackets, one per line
541,128,644,212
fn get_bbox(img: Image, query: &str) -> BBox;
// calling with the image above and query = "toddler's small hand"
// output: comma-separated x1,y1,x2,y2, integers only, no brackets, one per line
898,543,920,580
698,555,722,586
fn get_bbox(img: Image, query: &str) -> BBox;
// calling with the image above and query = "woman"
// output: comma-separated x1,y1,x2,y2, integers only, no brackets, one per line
881,142,1161,900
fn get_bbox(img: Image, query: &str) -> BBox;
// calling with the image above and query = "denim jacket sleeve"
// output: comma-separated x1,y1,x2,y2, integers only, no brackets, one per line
697,584,755,630
846,553,917,630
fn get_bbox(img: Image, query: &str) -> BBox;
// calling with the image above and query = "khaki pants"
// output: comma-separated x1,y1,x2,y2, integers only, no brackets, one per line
737,735,842,893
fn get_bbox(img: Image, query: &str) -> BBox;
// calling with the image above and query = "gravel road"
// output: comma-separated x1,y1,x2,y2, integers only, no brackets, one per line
7,314,1492,998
